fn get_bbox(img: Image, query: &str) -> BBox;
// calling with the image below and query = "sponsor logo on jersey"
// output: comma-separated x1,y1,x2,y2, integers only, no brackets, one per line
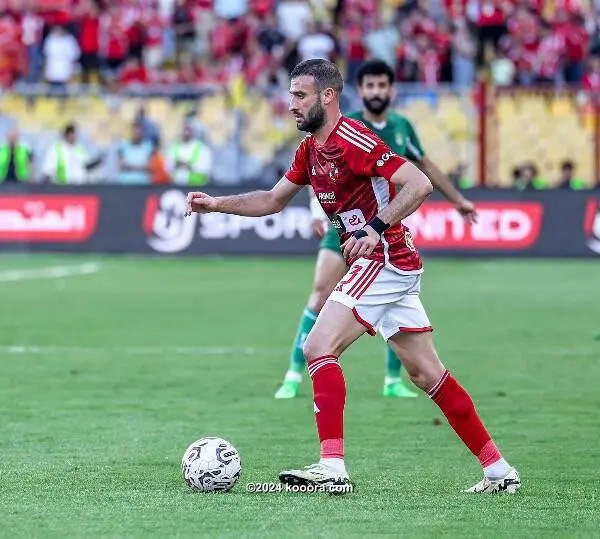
0,195,99,242
317,191,336,203
403,202,543,249
144,190,314,253
329,209,366,233
376,151,396,168
583,198,600,254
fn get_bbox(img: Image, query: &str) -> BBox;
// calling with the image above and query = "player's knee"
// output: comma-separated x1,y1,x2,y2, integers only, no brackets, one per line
407,370,431,391
303,332,338,363
302,335,321,364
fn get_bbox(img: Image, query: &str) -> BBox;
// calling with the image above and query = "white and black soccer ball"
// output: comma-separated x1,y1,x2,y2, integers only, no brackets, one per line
181,437,242,492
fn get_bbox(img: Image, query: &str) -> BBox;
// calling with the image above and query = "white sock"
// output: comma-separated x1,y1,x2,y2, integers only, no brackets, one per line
385,376,401,385
284,371,302,383
483,458,511,479
320,458,348,477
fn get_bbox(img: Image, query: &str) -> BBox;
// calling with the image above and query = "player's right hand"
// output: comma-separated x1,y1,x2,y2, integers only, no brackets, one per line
185,191,218,216
311,218,328,238
341,226,379,259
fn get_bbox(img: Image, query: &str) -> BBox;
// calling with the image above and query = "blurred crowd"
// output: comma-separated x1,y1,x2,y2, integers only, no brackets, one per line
0,0,600,92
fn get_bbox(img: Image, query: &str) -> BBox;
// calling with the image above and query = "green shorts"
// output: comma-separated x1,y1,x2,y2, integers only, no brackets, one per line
319,227,342,254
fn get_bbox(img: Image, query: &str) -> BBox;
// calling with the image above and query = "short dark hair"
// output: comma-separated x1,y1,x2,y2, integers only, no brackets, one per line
63,123,76,137
356,59,395,86
291,59,344,94
561,160,574,170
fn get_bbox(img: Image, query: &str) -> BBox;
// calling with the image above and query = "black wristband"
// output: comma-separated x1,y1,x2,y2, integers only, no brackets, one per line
367,217,390,236
352,229,368,240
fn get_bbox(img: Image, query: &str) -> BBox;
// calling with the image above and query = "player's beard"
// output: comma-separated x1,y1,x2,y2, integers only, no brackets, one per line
362,96,391,115
296,100,326,133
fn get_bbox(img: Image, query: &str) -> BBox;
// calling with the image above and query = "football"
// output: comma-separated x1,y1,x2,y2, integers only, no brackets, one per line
181,437,242,492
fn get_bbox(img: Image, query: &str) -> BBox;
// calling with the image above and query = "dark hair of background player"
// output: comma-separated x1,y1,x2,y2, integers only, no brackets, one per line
356,59,395,86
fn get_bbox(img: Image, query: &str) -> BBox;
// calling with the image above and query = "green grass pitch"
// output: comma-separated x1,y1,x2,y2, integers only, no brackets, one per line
0,254,599,538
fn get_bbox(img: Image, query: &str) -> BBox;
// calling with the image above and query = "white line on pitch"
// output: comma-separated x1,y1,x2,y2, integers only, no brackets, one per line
0,346,284,356
0,263,101,283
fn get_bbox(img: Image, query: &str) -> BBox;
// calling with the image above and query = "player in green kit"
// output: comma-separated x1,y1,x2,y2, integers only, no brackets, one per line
274,59,477,399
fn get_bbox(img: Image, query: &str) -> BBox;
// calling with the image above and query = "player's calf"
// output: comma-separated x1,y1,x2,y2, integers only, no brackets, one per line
387,332,445,392
389,332,520,492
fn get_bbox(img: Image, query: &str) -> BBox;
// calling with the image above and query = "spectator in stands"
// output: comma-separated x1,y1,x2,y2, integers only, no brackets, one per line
257,12,287,56
557,159,587,189
168,122,212,185
149,137,170,185
452,18,477,88
0,13,24,88
297,21,337,62
135,107,160,148
99,4,129,81
561,12,590,83
276,0,312,44
0,128,34,183
364,13,399,69
43,25,80,91
78,0,100,84
173,0,197,65
117,121,154,185
143,3,167,70
41,123,101,184
473,0,510,66
582,54,600,91
514,161,548,190
489,47,515,86
119,56,149,87
21,1,44,83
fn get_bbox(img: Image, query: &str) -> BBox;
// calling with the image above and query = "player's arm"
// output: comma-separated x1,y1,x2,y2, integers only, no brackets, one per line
185,177,303,217
416,155,477,222
377,161,433,226
341,132,433,258
343,160,433,258
308,186,328,238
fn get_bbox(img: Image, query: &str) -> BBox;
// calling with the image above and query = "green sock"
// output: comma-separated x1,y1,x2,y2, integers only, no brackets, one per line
288,308,318,374
386,344,402,380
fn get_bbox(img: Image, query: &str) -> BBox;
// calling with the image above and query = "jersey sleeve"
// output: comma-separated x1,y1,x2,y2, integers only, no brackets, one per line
284,139,310,186
345,131,408,181
403,118,426,161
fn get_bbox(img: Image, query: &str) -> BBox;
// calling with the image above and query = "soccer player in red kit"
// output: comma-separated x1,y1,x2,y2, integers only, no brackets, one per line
185,59,520,494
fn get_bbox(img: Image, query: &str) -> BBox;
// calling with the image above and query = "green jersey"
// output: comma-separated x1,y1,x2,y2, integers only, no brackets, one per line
346,110,426,163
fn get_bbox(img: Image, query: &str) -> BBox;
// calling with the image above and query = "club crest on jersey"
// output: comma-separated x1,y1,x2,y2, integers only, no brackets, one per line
405,230,416,252
327,162,339,182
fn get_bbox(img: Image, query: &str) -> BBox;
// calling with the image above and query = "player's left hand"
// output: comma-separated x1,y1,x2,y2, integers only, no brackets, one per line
342,226,380,260
311,218,328,238
455,198,478,224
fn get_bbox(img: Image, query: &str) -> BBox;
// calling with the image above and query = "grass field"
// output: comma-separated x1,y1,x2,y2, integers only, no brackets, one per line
1,254,599,538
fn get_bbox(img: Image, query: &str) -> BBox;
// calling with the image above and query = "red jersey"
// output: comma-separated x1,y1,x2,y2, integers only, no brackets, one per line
285,117,423,273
